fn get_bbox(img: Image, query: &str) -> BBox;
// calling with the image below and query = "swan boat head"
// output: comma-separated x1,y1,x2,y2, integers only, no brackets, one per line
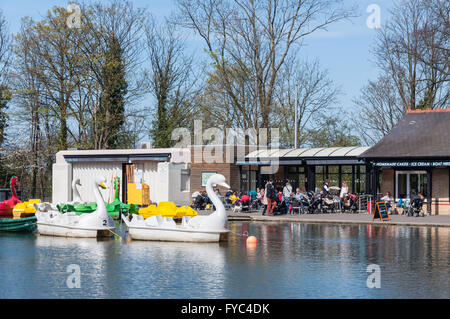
10,176,19,191
73,178,82,187
207,174,230,189
96,176,107,190
77,175,114,229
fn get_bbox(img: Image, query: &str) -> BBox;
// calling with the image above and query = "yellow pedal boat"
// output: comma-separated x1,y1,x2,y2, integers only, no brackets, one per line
13,199,41,219
138,202,198,219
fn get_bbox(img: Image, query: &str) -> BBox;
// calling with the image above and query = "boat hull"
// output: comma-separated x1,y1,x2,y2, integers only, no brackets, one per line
127,226,228,242
37,222,115,238
0,216,37,232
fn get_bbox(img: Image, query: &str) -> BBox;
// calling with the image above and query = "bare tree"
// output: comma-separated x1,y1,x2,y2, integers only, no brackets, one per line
145,18,202,147
354,75,404,145
176,0,355,129
372,0,449,111
0,9,10,85
355,0,449,144
273,59,340,147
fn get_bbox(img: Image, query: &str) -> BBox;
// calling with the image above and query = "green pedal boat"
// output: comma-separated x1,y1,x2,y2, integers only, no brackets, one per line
0,216,37,232
57,177,138,219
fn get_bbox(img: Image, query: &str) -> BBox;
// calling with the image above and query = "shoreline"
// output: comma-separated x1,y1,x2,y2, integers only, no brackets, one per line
199,210,450,228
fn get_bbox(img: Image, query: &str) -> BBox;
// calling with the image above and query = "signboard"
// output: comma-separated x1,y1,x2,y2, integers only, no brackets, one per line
372,202,390,221
201,172,216,187
373,161,450,167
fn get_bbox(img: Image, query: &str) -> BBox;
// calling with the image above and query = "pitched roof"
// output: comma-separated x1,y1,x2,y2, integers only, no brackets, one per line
360,109,450,159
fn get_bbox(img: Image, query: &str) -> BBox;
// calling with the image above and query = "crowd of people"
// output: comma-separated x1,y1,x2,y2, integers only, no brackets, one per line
191,178,361,215
191,179,427,218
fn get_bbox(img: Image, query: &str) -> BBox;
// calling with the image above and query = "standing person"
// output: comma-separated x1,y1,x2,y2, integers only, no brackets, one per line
256,187,262,199
339,181,348,212
266,179,277,216
322,179,330,197
261,183,268,215
283,181,293,213
283,181,292,197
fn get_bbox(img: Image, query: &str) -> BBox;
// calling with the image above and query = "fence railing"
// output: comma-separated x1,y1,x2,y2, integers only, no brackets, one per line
358,194,373,213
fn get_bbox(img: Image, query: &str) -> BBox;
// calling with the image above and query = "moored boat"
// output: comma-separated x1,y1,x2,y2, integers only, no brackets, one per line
0,216,37,232
36,176,115,238
122,174,230,242
0,177,21,217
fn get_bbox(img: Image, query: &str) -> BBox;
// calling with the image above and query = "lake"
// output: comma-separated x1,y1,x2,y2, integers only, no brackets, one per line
0,221,448,298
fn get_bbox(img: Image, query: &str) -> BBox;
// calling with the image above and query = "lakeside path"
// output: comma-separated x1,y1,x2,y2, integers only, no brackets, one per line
198,210,450,228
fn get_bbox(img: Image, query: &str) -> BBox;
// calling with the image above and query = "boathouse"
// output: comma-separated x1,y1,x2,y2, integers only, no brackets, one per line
52,148,191,206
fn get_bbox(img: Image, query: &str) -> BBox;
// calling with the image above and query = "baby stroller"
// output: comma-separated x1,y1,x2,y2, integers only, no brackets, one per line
224,190,234,210
308,192,322,214
271,197,287,215
407,196,425,217
192,194,206,210
321,194,335,213
341,193,358,213
239,197,251,212
251,198,261,211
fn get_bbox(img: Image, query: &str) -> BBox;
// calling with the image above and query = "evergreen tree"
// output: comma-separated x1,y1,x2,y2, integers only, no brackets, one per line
0,85,10,145
97,35,128,149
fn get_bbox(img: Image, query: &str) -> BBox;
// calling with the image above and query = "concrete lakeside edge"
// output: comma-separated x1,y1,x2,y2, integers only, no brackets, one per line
197,211,450,228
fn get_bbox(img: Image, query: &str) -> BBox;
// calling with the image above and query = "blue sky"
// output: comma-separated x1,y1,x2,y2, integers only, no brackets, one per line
0,0,395,119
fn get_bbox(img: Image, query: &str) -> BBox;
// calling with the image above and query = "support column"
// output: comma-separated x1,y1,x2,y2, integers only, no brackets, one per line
372,164,378,201
366,163,372,195
426,168,432,215
307,165,316,192
338,165,342,189
351,165,356,194
257,166,262,189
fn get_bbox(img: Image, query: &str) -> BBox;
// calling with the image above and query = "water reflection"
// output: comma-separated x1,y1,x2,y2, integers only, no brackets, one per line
0,222,448,298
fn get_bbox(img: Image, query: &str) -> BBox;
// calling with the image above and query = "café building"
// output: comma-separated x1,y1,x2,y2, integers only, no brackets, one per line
360,109,450,215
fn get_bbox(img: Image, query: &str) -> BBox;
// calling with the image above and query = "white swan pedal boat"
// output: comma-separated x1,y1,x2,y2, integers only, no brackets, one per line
122,174,230,242
35,176,115,238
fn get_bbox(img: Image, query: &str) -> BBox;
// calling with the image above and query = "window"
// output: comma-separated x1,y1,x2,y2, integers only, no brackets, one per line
341,165,353,192
315,166,325,190
286,166,306,191
395,171,428,200
355,165,366,193
180,169,190,192
327,165,339,188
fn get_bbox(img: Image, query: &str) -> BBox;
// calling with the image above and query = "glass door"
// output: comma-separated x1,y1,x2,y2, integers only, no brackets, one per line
395,171,427,200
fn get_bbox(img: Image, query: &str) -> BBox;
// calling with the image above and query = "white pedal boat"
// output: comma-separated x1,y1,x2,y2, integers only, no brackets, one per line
122,174,230,242
36,176,115,238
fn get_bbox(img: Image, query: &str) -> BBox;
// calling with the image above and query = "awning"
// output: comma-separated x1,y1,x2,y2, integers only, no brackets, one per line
64,153,171,163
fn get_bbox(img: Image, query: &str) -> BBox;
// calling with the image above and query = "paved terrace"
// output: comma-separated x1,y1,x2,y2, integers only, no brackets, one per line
198,210,450,227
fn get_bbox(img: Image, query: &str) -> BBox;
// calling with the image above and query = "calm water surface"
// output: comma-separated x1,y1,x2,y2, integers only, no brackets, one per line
0,221,448,298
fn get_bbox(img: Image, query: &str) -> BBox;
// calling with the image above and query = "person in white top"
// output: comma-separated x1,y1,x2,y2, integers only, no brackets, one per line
340,181,348,198
283,181,293,214
283,181,292,197
339,181,348,212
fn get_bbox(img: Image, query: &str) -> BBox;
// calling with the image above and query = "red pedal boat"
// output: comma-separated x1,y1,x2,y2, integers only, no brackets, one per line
0,177,21,217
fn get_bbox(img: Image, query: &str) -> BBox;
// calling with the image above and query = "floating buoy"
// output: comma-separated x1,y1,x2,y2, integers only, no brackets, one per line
246,235,257,245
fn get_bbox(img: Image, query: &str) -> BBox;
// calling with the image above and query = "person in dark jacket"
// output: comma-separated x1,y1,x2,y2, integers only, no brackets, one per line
322,179,330,197
265,180,277,215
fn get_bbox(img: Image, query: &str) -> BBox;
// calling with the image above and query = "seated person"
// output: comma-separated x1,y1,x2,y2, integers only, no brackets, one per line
294,188,304,201
229,192,239,204
380,191,397,214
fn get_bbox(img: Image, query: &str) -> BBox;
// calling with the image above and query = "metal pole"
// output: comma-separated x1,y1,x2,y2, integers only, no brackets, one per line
294,84,298,148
